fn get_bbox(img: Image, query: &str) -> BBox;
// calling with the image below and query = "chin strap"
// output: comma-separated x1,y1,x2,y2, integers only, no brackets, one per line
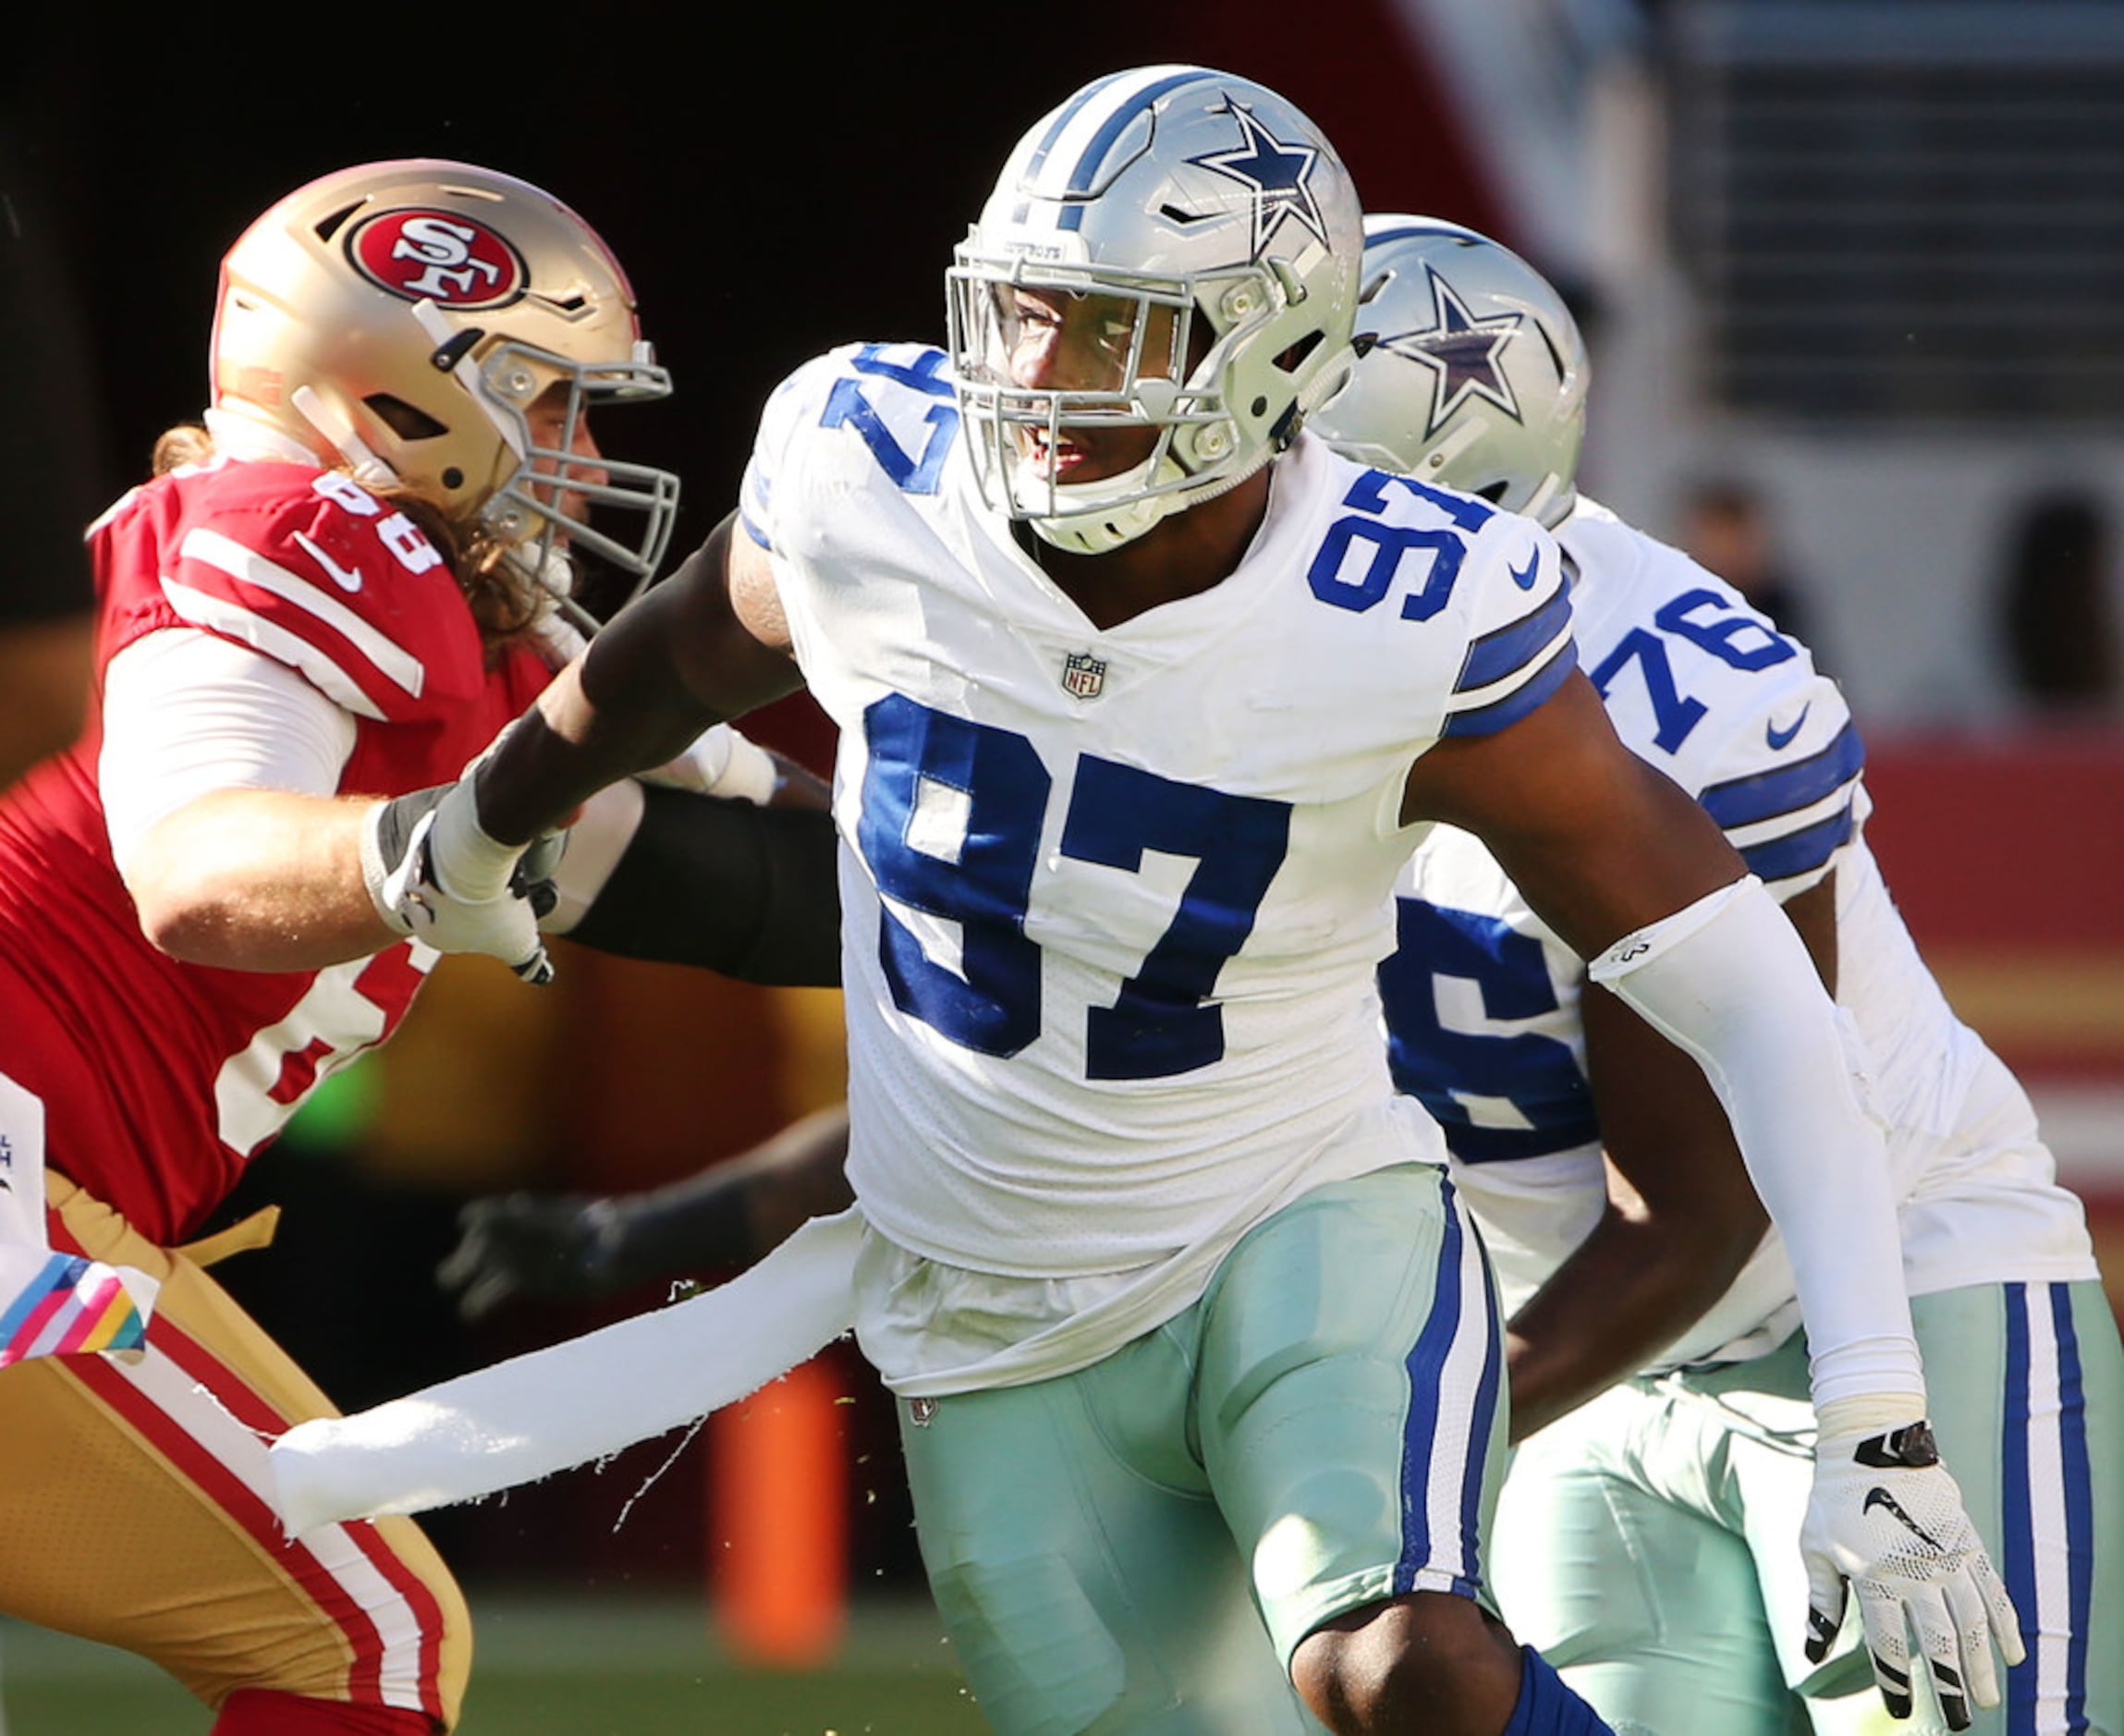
1024,439,1288,556
1025,487,1177,556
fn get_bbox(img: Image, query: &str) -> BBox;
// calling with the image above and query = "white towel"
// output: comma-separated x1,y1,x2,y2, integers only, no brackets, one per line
268,1207,862,1537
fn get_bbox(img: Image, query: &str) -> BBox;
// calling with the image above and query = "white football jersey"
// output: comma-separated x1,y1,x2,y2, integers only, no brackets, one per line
1390,497,2096,1371
742,342,1576,1388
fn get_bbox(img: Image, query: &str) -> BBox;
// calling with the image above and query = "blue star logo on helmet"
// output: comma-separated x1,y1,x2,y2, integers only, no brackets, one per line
1379,265,1526,437
1189,101,1330,260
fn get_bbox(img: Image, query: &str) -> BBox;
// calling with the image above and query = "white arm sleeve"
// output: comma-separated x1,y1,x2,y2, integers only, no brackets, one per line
100,629,358,875
1589,874,1923,1410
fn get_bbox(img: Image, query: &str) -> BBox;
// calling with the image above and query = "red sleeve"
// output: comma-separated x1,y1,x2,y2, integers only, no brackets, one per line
101,461,487,724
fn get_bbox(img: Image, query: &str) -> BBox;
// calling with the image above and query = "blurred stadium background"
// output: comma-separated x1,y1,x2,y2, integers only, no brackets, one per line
4,0,2120,1729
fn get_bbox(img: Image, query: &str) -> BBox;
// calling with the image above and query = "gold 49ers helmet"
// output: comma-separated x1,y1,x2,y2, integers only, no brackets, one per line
211,159,679,618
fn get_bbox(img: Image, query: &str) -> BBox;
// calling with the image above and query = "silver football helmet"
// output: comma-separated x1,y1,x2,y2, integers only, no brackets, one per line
212,159,679,629
948,66,1363,554
1314,214,1588,529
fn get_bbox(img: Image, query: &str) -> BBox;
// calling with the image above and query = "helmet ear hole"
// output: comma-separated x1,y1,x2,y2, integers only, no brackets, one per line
311,202,364,244
1274,332,1324,374
364,393,448,441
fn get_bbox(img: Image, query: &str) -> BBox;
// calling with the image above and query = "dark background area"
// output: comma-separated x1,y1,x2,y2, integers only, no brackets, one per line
5,5,1500,1608
9,6,1501,552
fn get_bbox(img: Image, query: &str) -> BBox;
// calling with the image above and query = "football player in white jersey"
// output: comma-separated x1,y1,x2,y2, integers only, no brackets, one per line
392,69,2016,1736
1312,214,2123,1736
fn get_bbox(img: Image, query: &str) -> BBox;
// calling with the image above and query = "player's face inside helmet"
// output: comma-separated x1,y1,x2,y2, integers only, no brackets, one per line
977,283,1189,486
947,67,1362,556
518,383,610,538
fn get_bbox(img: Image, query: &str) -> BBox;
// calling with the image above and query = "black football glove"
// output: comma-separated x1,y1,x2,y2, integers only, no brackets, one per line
436,1192,623,1321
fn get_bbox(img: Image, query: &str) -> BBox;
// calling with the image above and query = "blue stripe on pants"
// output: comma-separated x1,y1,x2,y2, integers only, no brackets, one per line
2005,1282,2035,1735
1394,1176,1499,1599
2049,1283,2091,1733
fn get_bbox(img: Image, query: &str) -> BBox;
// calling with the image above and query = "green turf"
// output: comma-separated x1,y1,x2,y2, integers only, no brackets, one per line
0,1594,989,1735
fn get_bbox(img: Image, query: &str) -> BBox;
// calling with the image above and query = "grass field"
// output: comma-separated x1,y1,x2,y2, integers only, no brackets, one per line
0,1593,989,1735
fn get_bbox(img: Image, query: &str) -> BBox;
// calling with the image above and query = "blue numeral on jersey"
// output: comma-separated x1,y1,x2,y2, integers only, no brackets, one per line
822,373,959,495
861,696,1048,1056
1062,759,1291,1080
1307,470,1487,622
1377,900,1595,1163
1654,587,1795,673
1587,589,1796,754
858,698,1292,1078
1586,629,1708,752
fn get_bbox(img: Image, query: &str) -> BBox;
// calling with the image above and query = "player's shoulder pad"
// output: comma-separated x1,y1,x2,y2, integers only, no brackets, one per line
1443,514,1575,739
746,342,957,550
756,342,952,457
1562,510,1863,887
162,461,483,721
1293,453,1572,740
1695,678,1862,892
1344,474,1579,740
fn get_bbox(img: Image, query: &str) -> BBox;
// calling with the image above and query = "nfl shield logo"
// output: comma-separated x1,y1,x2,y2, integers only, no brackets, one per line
1061,652,1107,700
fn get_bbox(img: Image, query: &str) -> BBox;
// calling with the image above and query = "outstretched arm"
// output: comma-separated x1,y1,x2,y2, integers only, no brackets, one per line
1503,874,1836,1441
128,789,399,970
358,514,810,982
1402,670,1903,1392
438,1104,855,1320
560,782,841,986
1407,676,2020,1728
476,514,802,846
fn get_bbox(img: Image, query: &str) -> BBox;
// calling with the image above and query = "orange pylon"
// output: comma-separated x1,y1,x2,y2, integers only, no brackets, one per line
710,1356,848,1666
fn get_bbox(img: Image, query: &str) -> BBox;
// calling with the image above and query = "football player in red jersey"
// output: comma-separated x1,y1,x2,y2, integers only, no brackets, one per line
0,161,836,1736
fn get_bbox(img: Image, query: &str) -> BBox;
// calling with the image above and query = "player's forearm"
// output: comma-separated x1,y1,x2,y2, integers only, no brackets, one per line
564,784,841,985
1590,877,1922,1409
477,651,710,850
607,1105,854,1281
125,788,397,970
480,518,807,847
1506,1201,1759,1441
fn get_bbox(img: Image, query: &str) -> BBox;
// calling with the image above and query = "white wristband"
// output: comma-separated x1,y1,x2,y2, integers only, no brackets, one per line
1815,1394,1930,1438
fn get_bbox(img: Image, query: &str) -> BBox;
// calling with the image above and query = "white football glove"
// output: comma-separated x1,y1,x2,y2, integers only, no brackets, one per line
360,781,558,984
1801,1400,2024,1730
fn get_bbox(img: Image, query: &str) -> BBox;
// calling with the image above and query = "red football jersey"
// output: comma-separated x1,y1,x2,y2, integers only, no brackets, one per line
0,458,554,1243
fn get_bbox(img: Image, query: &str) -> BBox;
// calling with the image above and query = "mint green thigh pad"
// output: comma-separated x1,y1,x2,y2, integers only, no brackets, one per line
894,1165,1508,1735
1490,1280,2124,1736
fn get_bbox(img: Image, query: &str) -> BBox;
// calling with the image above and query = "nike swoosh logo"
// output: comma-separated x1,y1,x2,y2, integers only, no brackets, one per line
292,531,364,594
1765,703,1811,750
1862,1485,1946,1552
1508,548,1541,590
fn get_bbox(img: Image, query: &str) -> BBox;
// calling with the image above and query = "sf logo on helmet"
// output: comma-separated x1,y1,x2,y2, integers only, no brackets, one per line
347,209,528,310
